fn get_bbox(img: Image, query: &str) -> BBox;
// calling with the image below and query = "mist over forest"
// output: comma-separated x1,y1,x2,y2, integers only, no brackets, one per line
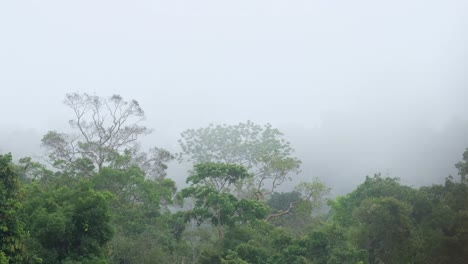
2,112,468,195
1,1,467,264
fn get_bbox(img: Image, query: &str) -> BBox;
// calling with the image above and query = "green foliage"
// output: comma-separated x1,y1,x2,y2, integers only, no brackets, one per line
22,178,113,263
14,156,54,182
41,131,97,176
327,176,422,263
92,166,176,214
182,186,238,225
302,224,365,264
221,250,250,264
327,170,468,264
295,180,331,209
268,191,301,211
6,94,468,264
41,93,166,174
178,121,301,198
187,162,251,193
329,174,416,228
110,148,175,180
455,147,468,183
414,176,468,263
353,197,414,264
90,166,181,263
219,222,315,264
181,163,269,240
264,178,330,235
0,153,25,263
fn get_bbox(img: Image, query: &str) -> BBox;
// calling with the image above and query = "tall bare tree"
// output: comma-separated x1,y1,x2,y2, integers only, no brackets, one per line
42,93,155,174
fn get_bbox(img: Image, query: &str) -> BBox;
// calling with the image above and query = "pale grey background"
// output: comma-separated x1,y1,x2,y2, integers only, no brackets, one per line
1,0,467,193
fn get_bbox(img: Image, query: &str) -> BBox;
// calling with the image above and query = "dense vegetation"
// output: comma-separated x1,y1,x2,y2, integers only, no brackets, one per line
1,94,467,264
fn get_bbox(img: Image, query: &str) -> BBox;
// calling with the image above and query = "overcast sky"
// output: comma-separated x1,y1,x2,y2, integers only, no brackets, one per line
1,1,467,192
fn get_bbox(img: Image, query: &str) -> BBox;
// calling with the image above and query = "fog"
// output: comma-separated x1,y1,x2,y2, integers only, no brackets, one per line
1,0,467,193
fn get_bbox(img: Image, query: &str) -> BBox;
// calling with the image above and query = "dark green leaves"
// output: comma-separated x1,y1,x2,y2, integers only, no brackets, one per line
181,163,269,240
0,153,25,263
22,180,114,263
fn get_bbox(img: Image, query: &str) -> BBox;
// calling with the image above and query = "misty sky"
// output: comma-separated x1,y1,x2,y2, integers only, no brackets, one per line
1,1,467,193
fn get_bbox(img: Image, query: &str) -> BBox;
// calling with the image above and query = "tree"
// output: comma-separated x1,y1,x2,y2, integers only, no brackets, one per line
41,93,154,174
186,163,252,193
0,154,25,263
221,221,320,264
326,175,421,263
14,156,54,182
92,166,177,223
181,186,238,240
265,179,330,224
455,147,468,183
353,197,414,264
111,147,174,180
328,174,416,228
22,179,113,263
90,166,181,263
416,175,468,264
180,163,268,240
178,121,301,199
302,224,365,264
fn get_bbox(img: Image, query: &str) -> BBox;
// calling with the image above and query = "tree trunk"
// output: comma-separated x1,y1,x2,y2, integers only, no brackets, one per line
216,224,223,240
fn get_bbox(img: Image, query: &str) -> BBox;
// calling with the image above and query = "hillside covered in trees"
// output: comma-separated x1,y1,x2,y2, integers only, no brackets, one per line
1,94,467,264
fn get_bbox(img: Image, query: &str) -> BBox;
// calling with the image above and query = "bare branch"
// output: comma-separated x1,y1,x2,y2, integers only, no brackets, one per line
265,200,302,222
42,93,153,173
